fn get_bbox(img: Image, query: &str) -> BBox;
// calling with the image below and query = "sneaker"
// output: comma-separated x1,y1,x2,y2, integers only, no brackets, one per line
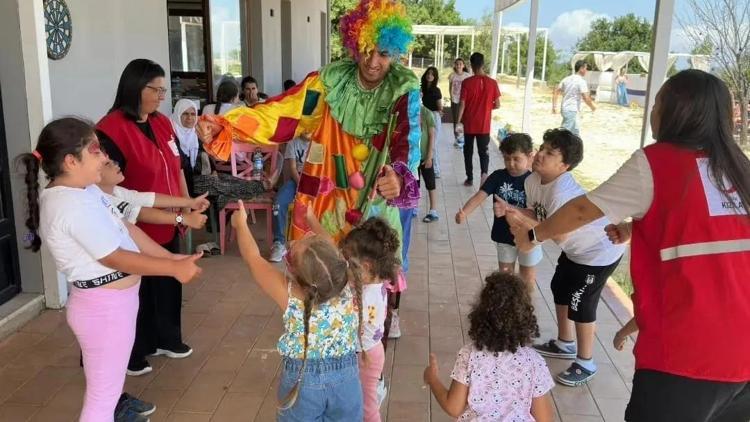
434,172,441,179
533,339,576,359
126,359,153,377
115,406,149,422
463,179,473,187
376,377,388,406
422,213,439,223
152,343,193,359
388,311,401,339
556,362,597,386
117,393,156,416
269,241,287,263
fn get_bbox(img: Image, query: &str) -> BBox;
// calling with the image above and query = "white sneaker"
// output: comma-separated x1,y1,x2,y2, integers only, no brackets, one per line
269,241,287,262
388,311,401,339
376,378,388,406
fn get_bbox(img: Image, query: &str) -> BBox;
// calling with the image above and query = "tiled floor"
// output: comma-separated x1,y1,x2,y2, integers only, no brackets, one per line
0,126,635,421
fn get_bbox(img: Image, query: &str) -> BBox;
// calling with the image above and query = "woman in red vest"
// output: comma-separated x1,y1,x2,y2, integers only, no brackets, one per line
97,59,196,376
508,70,750,421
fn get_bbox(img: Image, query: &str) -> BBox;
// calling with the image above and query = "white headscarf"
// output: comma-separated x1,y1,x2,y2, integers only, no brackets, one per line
171,99,200,168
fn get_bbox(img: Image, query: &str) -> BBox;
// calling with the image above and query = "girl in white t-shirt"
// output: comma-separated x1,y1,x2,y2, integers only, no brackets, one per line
17,118,203,422
448,58,471,147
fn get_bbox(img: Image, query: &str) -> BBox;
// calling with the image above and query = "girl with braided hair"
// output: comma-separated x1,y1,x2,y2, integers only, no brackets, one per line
230,201,365,420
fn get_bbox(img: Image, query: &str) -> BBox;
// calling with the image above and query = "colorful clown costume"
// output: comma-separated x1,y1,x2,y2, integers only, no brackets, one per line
203,59,421,243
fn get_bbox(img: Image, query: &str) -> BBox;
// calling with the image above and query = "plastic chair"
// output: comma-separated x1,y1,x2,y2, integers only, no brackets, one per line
218,142,280,254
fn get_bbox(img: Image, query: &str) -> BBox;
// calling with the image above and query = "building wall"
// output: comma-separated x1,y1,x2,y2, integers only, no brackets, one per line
289,0,327,83
47,0,172,122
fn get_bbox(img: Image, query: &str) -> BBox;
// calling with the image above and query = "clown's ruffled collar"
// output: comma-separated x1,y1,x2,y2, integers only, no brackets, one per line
321,59,419,140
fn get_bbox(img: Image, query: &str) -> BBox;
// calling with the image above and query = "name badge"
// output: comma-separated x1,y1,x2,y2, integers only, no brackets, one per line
168,138,180,157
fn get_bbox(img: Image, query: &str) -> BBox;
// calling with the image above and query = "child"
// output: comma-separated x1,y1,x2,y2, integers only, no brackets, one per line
604,221,637,351
230,201,364,420
270,134,311,262
98,158,209,228
455,133,542,290
340,217,400,422
419,105,439,223
424,272,555,421
505,128,625,386
17,118,202,422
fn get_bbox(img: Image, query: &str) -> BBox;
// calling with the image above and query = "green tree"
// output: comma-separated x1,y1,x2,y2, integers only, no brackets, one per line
504,33,559,82
576,13,653,73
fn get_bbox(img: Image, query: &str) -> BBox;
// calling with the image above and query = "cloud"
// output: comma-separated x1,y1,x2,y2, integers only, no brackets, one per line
548,9,609,52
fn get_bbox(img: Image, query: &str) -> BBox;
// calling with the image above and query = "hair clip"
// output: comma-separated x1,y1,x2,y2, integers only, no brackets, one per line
31,150,42,162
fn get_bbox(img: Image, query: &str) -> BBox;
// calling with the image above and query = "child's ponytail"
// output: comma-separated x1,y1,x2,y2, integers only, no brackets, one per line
15,152,42,251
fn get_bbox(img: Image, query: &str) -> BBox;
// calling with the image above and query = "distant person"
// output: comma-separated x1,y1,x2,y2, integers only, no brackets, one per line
448,58,471,148
421,66,443,178
552,60,595,135
457,52,501,187
615,68,629,107
240,76,260,107
202,80,239,116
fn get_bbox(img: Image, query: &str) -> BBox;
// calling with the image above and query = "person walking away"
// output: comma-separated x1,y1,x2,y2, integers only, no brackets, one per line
552,60,596,136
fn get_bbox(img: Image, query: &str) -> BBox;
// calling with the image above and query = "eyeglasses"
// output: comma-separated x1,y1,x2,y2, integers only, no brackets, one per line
145,85,168,95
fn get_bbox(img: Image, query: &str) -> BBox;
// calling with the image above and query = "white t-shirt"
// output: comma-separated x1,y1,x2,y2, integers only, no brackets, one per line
284,137,311,174
558,74,589,113
525,172,625,266
104,186,157,224
39,185,139,282
201,103,237,116
449,72,471,102
360,282,387,351
587,149,654,224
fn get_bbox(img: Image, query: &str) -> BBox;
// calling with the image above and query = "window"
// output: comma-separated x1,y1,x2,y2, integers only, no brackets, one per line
168,15,206,72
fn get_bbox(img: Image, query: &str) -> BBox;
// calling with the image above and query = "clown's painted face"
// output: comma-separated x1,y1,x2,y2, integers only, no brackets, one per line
357,50,392,89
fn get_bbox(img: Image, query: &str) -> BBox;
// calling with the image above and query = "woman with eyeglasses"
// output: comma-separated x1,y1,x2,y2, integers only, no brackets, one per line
96,58,198,378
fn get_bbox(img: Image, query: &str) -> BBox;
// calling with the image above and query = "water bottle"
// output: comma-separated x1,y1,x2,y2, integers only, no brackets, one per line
272,204,279,216
252,150,264,180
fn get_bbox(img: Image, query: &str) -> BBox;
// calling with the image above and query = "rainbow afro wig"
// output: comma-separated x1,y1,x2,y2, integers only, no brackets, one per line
339,0,414,60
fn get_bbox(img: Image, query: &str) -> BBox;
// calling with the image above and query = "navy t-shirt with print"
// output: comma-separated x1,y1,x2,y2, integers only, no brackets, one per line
480,169,531,245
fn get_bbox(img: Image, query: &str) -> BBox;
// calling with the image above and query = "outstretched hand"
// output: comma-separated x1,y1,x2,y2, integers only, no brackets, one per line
507,208,535,253
423,353,439,385
230,200,249,230
604,222,632,245
493,194,508,218
376,165,402,200
197,119,221,144
190,192,210,212
173,252,203,283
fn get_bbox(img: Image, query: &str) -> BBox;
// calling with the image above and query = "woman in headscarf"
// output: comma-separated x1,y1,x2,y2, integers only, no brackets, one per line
171,99,200,172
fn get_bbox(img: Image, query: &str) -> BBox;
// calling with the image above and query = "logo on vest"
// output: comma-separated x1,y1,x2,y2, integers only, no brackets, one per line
697,158,747,216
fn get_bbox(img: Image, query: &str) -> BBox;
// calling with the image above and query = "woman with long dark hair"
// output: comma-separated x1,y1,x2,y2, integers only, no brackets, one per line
508,69,750,421
97,58,201,376
202,79,240,116
421,66,443,178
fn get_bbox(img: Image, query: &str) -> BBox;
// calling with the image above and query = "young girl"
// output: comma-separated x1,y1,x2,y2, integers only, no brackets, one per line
421,66,443,178
448,58,470,148
339,217,400,422
17,117,202,422
230,201,364,420
424,272,555,421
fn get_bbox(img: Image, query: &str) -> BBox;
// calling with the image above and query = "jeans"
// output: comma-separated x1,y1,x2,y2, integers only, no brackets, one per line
68,282,140,421
273,179,298,244
463,133,491,181
399,208,415,274
561,110,580,135
277,354,362,421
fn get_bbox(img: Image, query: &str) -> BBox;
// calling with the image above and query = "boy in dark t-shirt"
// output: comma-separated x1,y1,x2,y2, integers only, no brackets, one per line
455,133,541,290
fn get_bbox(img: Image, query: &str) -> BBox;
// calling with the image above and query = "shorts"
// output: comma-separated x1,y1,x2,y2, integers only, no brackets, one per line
625,369,750,422
496,243,543,267
550,252,621,323
418,162,436,191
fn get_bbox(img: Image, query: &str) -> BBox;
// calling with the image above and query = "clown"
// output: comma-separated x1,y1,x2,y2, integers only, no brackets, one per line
199,0,421,246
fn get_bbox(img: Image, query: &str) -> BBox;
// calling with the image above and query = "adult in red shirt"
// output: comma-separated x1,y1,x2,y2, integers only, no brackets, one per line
509,70,750,421
97,59,198,376
457,52,501,186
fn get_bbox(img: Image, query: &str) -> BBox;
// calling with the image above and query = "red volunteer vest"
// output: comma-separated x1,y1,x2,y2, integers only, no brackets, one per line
631,142,750,382
97,110,182,244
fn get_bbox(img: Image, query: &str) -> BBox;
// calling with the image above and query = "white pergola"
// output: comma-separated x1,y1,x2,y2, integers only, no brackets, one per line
489,0,679,146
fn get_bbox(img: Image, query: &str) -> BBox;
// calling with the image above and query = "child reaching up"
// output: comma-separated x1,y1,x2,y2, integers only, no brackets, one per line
456,133,542,290
424,272,555,421
340,217,400,422
231,201,364,420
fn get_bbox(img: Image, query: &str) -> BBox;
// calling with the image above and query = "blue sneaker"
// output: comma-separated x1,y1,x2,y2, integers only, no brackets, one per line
532,339,576,359
115,406,149,422
117,393,156,417
556,362,597,386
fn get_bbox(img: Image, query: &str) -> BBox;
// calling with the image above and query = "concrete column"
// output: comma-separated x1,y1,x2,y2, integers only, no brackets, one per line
489,11,503,77
641,0,675,147
541,30,548,82
521,0,539,132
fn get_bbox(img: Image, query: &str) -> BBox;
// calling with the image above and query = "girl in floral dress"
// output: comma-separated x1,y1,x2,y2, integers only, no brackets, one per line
424,272,555,421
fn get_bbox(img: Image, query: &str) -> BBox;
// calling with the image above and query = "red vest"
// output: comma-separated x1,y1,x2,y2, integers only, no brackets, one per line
97,110,182,244
632,142,750,381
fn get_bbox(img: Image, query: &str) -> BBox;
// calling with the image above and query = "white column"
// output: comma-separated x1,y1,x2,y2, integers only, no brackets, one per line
434,34,438,67
456,35,460,59
521,0,539,132
441,33,445,68
501,39,506,74
641,0,675,147
408,51,413,67
541,30,548,82
489,11,503,77
515,34,521,87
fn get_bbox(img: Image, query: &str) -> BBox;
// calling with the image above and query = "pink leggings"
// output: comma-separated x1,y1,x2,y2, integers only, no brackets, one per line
66,282,139,422
358,343,385,422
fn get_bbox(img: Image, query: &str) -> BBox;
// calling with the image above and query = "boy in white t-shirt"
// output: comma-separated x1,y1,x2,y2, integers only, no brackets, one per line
98,159,209,228
506,128,625,387
552,60,596,136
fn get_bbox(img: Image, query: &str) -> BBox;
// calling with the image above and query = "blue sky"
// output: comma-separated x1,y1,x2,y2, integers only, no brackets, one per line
453,0,693,53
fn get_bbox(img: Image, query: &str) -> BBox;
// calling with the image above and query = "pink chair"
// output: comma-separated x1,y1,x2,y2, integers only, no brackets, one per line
218,142,280,254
